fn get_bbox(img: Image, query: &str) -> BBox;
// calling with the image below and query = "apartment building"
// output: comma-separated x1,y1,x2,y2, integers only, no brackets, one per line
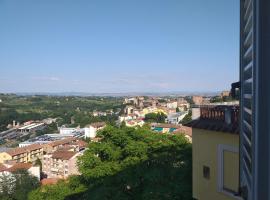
0,162,40,180
43,137,86,153
42,150,83,179
186,105,240,200
0,144,44,164
84,122,106,138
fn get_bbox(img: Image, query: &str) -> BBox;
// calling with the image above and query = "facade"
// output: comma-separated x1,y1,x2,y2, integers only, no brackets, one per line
151,123,192,141
125,119,145,127
0,144,44,164
18,123,45,133
0,162,40,180
43,137,84,154
186,105,240,200
166,112,188,124
84,122,106,138
221,91,230,98
192,96,204,105
42,150,83,179
166,101,178,109
59,128,77,135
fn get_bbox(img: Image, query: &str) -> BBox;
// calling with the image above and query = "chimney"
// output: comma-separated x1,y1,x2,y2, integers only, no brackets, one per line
13,120,16,127
225,108,232,125
192,107,201,120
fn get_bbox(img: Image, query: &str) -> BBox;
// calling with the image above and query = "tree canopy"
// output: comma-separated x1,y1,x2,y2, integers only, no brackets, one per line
0,169,40,200
29,126,192,200
144,112,167,123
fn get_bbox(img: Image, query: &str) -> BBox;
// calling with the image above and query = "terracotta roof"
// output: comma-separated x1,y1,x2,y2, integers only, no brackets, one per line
7,163,32,172
47,137,77,148
0,164,7,172
6,144,43,157
51,151,76,160
174,126,193,137
185,119,239,134
73,140,88,148
41,178,60,185
89,122,106,128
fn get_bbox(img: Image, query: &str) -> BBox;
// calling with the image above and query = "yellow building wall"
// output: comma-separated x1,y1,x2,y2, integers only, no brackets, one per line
193,128,240,200
0,152,12,163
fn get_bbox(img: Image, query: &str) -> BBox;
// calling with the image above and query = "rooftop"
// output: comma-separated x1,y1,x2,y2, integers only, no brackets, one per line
186,105,239,134
7,163,33,172
6,144,43,156
51,151,77,160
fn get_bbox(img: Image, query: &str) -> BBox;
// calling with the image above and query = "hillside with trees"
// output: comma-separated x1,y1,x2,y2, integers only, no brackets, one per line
29,126,192,200
0,94,124,132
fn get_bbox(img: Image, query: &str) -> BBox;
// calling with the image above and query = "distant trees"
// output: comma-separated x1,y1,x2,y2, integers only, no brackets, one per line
181,110,192,124
0,95,123,132
210,95,234,103
29,126,192,200
0,170,40,200
144,112,167,123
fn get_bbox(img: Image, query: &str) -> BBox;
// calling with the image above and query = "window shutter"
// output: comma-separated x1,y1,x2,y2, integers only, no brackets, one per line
240,0,254,199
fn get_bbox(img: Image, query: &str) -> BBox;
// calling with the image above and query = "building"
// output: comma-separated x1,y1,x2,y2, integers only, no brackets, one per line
177,99,190,112
42,150,83,179
151,123,192,141
125,119,145,127
0,144,44,164
166,101,178,109
43,137,85,154
221,91,230,98
84,122,106,138
19,130,85,147
192,96,204,105
125,106,135,115
59,128,78,135
166,112,188,124
0,162,40,180
186,105,240,200
18,123,45,133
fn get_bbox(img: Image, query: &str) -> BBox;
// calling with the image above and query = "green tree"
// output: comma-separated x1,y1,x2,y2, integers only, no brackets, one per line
181,110,192,124
144,112,167,123
29,126,192,200
0,169,40,200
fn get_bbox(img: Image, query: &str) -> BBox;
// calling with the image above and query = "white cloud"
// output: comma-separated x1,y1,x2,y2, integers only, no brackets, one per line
32,76,60,81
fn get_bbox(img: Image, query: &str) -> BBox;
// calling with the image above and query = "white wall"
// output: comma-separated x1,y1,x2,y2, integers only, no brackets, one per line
60,128,76,135
84,127,97,138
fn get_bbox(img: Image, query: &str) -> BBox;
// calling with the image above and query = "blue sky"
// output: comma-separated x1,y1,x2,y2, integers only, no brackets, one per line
0,0,239,93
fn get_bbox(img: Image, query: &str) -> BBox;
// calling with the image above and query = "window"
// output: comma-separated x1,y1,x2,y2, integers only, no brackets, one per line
218,144,240,199
203,166,210,180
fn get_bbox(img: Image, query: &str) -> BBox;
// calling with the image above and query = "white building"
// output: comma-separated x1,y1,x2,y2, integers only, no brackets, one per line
84,122,106,138
60,128,77,135
166,112,188,124
0,162,40,180
166,101,178,109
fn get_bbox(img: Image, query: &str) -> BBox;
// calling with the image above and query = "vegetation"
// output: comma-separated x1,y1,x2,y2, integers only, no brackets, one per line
0,169,40,200
210,95,234,103
29,126,192,200
181,111,192,124
144,112,167,123
0,94,124,132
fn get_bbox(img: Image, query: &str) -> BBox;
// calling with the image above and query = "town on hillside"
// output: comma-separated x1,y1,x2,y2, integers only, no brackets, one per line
0,90,236,188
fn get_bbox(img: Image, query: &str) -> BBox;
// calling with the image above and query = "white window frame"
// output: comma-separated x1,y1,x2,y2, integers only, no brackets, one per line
218,144,242,200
